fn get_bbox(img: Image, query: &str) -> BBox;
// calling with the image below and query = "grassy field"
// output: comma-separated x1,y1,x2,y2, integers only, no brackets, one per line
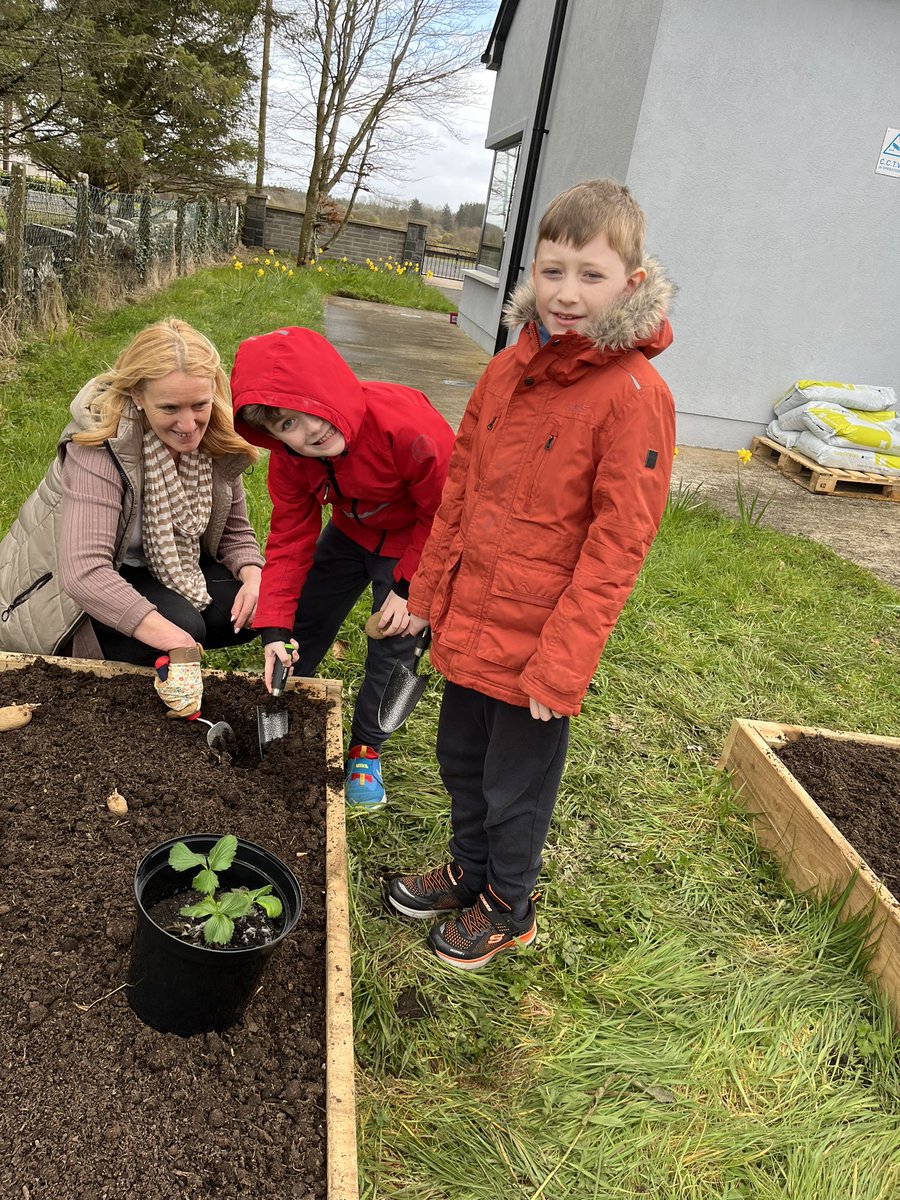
1,265,899,1199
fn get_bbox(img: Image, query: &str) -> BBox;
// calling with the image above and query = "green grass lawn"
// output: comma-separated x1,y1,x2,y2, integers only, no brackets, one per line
2,266,899,1199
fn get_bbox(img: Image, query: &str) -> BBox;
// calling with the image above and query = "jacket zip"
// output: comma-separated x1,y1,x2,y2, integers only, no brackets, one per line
105,441,136,564
1,572,53,621
322,459,343,503
527,431,558,511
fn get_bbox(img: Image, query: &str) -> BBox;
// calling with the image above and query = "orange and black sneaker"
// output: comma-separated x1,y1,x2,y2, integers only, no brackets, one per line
427,888,537,970
384,862,478,920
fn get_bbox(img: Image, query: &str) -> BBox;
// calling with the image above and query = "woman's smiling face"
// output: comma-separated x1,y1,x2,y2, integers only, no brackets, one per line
136,371,214,457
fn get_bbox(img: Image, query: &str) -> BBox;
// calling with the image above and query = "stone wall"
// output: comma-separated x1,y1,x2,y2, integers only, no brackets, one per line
244,197,426,268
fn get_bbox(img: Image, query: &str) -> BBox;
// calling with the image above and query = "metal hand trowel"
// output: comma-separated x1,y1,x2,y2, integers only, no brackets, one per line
257,642,295,756
378,627,432,733
194,716,236,756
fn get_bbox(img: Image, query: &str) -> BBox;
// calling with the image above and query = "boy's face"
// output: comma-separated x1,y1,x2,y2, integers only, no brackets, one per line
531,231,647,338
268,410,346,457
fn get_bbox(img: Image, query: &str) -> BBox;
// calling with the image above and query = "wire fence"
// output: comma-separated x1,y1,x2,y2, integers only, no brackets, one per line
0,167,241,341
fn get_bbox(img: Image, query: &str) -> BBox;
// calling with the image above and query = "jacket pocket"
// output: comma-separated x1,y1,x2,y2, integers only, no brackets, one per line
474,557,571,670
524,425,561,513
1,572,53,623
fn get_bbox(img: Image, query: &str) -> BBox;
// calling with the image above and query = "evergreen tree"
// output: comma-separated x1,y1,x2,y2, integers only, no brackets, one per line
6,0,261,192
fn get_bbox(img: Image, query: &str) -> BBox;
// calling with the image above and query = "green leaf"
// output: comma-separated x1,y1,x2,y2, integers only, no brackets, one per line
255,895,283,918
179,897,218,918
191,868,219,895
207,834,238,873
204,914,234,945
168,842,208,873
218,890,253,918
247,885,273,901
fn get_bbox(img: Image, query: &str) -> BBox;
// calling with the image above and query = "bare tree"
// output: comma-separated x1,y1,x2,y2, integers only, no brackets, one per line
272,0,484,263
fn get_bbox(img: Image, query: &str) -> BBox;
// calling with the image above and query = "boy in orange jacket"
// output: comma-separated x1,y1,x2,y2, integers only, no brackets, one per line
385,179,676,967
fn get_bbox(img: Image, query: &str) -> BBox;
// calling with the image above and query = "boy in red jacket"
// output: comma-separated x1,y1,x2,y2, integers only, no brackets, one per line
230,326,455,808
385,179,676,965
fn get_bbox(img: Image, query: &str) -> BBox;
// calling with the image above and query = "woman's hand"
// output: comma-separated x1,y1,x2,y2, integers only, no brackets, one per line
528,696,564,722
232,565,261,632
376,590,411,636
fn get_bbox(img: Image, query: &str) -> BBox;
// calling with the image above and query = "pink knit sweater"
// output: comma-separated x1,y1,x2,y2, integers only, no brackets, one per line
59,442,263,655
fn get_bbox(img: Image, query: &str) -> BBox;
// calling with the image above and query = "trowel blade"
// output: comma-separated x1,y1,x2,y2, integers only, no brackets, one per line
257,706,290,756
378,666,429,734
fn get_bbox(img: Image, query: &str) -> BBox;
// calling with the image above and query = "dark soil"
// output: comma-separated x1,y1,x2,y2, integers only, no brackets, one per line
0,658,339,1200
776,735,900,895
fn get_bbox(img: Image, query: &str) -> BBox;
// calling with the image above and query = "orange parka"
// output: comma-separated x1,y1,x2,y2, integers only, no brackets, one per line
408,258,676,716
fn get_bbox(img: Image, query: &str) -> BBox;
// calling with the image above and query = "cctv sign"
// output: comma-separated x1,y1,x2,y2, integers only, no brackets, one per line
876,128,900,178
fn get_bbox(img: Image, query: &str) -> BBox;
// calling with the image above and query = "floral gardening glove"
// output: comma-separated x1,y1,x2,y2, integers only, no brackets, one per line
154,644,203,719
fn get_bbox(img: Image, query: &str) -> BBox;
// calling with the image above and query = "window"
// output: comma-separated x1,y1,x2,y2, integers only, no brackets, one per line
476,141,520,273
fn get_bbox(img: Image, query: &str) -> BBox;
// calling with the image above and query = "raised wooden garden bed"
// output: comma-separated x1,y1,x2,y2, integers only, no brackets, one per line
0,651,358,1200
719,718,900,1028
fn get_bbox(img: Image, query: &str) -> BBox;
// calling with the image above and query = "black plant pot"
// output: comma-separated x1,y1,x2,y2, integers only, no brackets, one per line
127,834,302,1036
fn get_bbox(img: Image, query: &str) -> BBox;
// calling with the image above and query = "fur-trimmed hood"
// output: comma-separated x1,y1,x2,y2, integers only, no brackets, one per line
502,256,676,356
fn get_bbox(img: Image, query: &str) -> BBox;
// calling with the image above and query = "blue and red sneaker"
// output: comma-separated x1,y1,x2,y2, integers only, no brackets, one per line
345,744,386,808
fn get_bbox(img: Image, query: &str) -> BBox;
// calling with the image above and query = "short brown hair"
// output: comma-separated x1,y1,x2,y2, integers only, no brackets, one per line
239,403,292,431
537,178,646,273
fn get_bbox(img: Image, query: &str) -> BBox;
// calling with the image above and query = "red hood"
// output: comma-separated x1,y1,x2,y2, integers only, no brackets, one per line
231,326,365,453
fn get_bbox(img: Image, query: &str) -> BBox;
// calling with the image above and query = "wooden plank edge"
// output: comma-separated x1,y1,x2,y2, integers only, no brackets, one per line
720,718,900,1029
323,678,359,1200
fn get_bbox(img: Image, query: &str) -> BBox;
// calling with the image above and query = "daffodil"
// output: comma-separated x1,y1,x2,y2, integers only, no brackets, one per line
287,269,294,278
267,248,274,255
253,257,260,263
425,270,433,278
257,268,265,278
264,257,271,265
274,260,280,268
737,448,753,464
233,261,243,270
281,265,287,273
317,265,323,272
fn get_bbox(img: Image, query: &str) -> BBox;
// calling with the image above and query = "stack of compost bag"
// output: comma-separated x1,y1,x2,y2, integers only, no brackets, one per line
766,380,900,476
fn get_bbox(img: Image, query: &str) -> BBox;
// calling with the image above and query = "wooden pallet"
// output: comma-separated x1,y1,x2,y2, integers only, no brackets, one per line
750,436,900,501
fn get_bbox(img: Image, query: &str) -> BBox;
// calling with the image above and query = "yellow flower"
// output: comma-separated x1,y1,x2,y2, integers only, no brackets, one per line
386,263,393,271
233,261,243,270
287,269,294,278
414,264,420,272
397,268,405,275
253,257,260,263
425,270,433,278
274,260,280,268
257,268,265,278
737,448,753,464
341,256,348,263
267,248,274,255
317,265,323,272
264,257,271,265
281,265,287,273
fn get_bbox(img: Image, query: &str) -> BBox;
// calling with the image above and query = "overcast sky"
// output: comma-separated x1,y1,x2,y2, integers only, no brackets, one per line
265,63,497,211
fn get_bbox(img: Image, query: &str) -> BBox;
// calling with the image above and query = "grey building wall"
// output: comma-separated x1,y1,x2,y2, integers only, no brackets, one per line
627,0,900,448
463,0,900,449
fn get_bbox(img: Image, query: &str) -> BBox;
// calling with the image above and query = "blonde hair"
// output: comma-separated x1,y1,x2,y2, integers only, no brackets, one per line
537,178,646,273
72,318,259,461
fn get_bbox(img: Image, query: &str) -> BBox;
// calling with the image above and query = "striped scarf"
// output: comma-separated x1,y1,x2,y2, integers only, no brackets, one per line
141,429,213,609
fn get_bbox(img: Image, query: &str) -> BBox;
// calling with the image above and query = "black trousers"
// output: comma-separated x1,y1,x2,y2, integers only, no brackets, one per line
92,554,257,667
292,522,417,749
437,680,570,907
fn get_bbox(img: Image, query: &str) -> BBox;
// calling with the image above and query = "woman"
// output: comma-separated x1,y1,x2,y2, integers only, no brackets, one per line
0,318,264,716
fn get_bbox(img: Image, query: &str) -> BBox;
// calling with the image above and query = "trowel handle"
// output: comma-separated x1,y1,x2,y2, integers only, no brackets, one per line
272,639,298,698
413,626,432,662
